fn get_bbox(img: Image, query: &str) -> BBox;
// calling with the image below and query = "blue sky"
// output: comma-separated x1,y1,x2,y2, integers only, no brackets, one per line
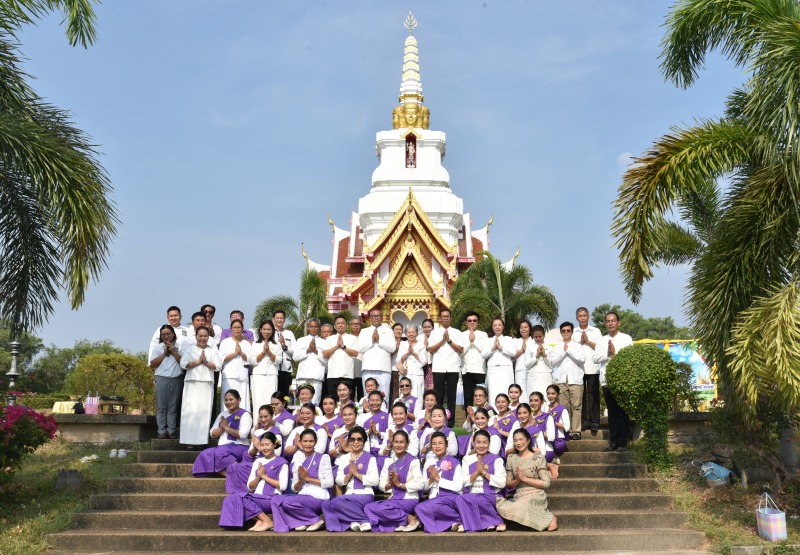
18,1,743,353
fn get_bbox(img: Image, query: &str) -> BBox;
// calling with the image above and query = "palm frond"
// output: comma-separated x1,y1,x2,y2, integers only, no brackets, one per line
252,296,300,329
652,221,704,266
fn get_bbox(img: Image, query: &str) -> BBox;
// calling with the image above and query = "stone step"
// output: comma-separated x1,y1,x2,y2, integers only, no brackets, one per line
149,438,217,451
561,440,611,452
48,528,706,552
548,478,659,493
123,463,195,477
48,552,716,555
557,464,646,479
105,475,659,495
107,477,226,493
558,451,634,464
87,492,671,512
70,509,686,531
138,450,200,464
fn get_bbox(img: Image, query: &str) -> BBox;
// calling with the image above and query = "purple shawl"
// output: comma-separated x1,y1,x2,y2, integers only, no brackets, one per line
226,408,248,441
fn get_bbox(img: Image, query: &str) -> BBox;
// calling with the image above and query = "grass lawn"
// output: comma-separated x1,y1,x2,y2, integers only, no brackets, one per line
648,444,800,554
0,438,143,555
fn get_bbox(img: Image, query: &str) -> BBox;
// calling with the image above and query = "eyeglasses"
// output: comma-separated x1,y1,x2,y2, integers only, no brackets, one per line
203,310,215,315
466,319,478,323
560,329,572,334
399,384,411,389
348,437,365,442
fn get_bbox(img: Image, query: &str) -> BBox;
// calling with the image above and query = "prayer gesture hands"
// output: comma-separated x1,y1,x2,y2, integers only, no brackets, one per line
348,458,359,478
607,340,616,357
297,465,309,482
443,330,450,344
372,327,379,344
369,420,378,436
580,331,588,345
537,344,545,358
337,334,344,348
257,462,268,480
428,465,440,482
493,336,501,351
469,330,475,342
309,337,317,354
199,350,207,364
390,469,402,488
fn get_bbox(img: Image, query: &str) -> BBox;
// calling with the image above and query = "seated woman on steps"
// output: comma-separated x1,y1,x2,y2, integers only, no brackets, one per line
225,404,283,493
192,389,252,478
218,431,288,531
496,428,558,532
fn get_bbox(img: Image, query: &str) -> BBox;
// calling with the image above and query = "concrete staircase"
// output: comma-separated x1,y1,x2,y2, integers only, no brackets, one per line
47,435,712,554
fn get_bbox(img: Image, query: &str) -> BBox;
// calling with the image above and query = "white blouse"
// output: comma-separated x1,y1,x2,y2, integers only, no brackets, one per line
395,340,427,376
461,453,507,493
248,341,283,376
335,454,380,495
423,456,463,498
211,409,252,446
481,336,517,367
290,451,334,499
377,455,425,499
180,345,221,383
248,455,288,495
218,337,253,382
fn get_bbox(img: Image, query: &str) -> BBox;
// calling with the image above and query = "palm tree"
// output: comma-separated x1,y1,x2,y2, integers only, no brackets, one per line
253,268,332,336
449,251,558,334
611,0,800,425
0,0,117,335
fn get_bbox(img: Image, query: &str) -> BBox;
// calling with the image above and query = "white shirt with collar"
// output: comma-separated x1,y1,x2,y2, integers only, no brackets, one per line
574,325,603,376
148,342,183,378
513,337,536,373
357,325,396,372
150,323,187,349
395,339,427,376
275,329,296,373
422,456,463,498
429,326,462,373
549,339,586,385
293,334,326,382
525,342,553,372
458,329,488,375
248,340,283,376
324,333,359,380
377,455,424,499
481,335,517,368
592,332,634,386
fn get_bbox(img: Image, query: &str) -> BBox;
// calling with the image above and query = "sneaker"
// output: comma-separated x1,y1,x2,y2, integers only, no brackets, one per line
307,520,325,532
403,521,420,532
294,525,308,531
603,444,618,452
450,523,460,532
359,523,371,532
570,432,582,440
350,522,361,532
116,449,128,459
108,449,118,458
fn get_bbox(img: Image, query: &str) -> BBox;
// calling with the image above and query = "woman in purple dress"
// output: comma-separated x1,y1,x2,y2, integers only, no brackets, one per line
392,376,418,421
334,381,356,413
529,391,559,479
454,430,507,532
508,383,523,412
316,395,344,437
413,431,463,533
418,405,458,465
413,389,440,435
192,389,252,478
218,431,288,531
285,403,329,457
320,426,380,532
226,404,282,493
271,429,334,532
461,408,502,457
360,391,390,459
271,392,296,441
377,402,419,471
363,430,424,532
293,384,320,417
492,393,517,455
546,384,571,461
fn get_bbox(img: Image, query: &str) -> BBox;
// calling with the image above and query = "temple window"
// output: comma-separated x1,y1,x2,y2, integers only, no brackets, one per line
405,133,417,168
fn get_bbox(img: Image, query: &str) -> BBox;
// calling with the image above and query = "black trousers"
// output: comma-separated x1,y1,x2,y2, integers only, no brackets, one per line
461,372,484,411
433,372,459,427
277,371,293,397
582,374,601,431
603,385,630,448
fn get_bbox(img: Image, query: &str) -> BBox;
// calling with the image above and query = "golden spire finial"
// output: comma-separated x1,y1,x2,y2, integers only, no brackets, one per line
510,245,521,267
404,11,417,35
486,213,494,232
301,242,309,268
327,214,335,233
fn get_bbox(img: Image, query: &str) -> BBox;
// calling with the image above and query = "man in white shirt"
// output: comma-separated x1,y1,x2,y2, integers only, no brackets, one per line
200,304,223,347
357,308,396,398
350,316,364,400
593,311,634,452
548,321,586,439
575,307,603,436
183,311,207,348
150,305,187,347
428,308,463,427
457,311,487,409
293,318,326,404
322,315,359,396
273,310,296,395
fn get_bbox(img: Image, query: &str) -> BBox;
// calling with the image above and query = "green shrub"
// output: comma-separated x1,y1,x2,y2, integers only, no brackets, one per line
606,344,677,467
17,393,72,410
63,354,155,414
672,361,702,411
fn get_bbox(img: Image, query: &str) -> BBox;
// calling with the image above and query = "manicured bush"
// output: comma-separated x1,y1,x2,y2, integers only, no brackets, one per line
606,344,677,466
17,393,72,410
0,404,57,488
64,354,155,414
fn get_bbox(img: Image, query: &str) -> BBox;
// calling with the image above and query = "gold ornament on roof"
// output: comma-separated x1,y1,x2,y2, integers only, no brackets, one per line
404,11,417,35
393,103,430,130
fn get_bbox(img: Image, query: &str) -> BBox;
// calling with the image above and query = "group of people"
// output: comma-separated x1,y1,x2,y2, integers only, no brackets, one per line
147,302,634,533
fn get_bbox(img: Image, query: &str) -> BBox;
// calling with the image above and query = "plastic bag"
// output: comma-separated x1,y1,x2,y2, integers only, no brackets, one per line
757,492,787,541
692,460,731,487
85,392,99,415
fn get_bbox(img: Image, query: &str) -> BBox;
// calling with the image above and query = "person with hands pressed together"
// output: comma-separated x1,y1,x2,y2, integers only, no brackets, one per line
219,320,253,413
548,322,586,440
225,404,283,494
180,326,221,449
575,307,603,436
285,403,328,458
193,389,252,477
271,429,333,532
322,316,359,396
428,309,463,427
249,320,283,416
363,430,425,532
458,311,488,411
525,325,553,402
271,310,296,397
481,318,517,402
149,324,183,440
395,325,427,401
293,318,326,405
358,308,397,399
218,431,287,531
512,320,535,400
453,430,508,532
414,432,464,533
320,426,380,532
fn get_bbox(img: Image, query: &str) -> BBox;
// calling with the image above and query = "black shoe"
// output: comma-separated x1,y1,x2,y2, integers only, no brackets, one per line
570,432,581,440
603,444,618,452
157,433,167,440
590,429,598,437
617,446,628,452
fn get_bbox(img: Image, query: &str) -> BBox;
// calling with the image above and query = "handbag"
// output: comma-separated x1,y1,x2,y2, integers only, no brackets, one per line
756,492,787,541
85,392,100,415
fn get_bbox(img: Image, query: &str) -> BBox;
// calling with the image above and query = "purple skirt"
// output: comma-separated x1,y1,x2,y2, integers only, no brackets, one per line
225,453,256,493
553,436,568,455
272,494,325,532
321,494,374,532
364,498,419,532
457,434,471,457
456,493,502,532
219,491,275,528
415,493,461,533
193,443,248,477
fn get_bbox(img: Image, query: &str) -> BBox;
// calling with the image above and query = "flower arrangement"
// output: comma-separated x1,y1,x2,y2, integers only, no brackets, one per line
0,403,57,487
